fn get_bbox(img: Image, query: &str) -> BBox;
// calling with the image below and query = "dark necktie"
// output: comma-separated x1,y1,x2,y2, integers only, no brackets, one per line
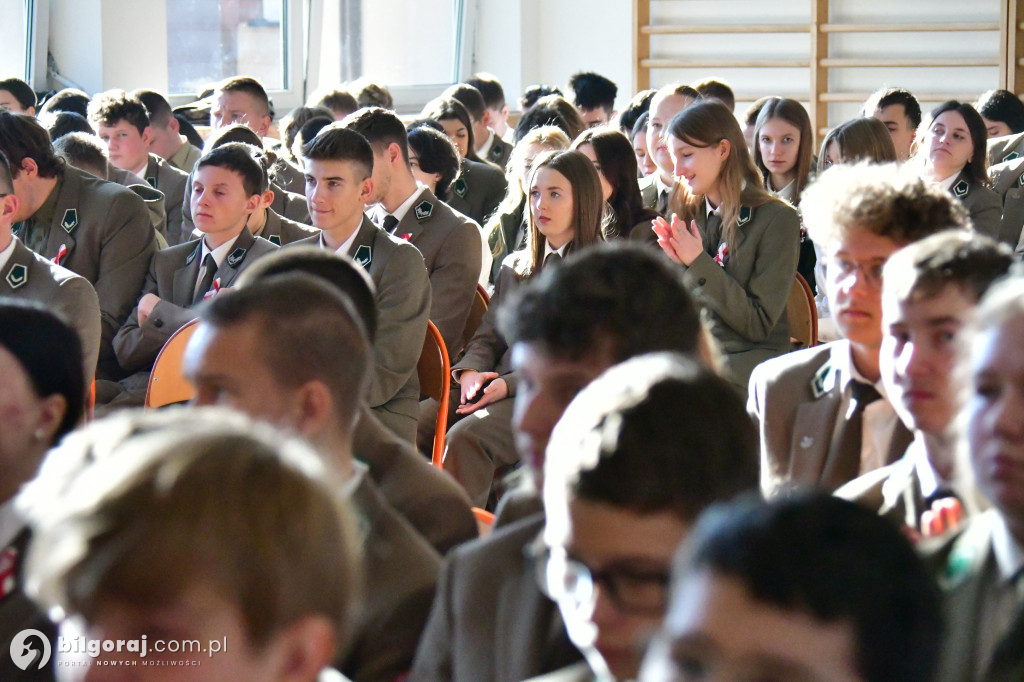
822,380,882,490
657,189,670,216
704,212,723,257
382,214,399,234
544,252,562,268
193,253,218,305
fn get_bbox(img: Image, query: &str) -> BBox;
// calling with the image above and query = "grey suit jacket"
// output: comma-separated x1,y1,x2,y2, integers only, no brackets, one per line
987,157,1024,249
924,511,1024,682
835,448,928,532
113,229,277,374
256,207,318,246
748,340,913,496
143,153,189,246
987,131,1024,168
446,158,508,226
409,513,582,682
484,135,513,170
167,140,202,173
391,187,482,357
13,165,156,381
684,198,799,392
291,216,431,442
948,172,1003,243
1,237,101,387
342,468,441,682
353,407,477,556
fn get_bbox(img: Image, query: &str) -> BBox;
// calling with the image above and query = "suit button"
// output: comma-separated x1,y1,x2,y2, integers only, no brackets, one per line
698,278,707,286
153,319,164,328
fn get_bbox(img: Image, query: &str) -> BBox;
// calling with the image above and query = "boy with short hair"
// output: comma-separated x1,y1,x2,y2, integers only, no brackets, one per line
862,87,922,162
837,230,1014,536
445,83,512,168
294,124,430,443
0,77,36,115
133,88,203,172
567,71,618,127
111,142,277,404
20,408,360,682
466,73,510,141
640,493,942,682
88,89,189,243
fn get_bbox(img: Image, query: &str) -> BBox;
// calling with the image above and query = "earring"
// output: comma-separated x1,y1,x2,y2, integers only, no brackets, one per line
33,428,47,441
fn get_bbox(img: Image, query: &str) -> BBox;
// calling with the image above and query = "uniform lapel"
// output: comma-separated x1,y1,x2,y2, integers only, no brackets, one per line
1,239,35,293
393,188,430,243
172,240,203,305
145,154,159,188
215,229,257,288
261,209,283,246
347,216,377,272
787,344,843,484
42,170,79,264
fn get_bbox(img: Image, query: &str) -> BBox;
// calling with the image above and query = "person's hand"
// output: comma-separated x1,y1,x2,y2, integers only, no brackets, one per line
456,374,507,415
921,497,964,538
653,215,703,266
459,370,498,404
137,294,161,325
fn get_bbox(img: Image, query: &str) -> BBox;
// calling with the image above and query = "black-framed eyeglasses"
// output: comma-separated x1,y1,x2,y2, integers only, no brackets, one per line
529,542,670,616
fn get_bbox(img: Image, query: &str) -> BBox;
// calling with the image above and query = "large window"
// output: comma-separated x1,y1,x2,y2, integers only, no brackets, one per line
0,0,32,81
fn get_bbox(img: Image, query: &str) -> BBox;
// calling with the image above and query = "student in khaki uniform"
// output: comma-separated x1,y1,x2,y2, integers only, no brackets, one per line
20,409,361,682
466,72,512,142
88,90,190,246
344,107,481,357
916,100,1003,241
183,276,441,682
291,125,431,444
0,152,100,386
987,155,1024,251
236,246,478,556
111,143,278,405
133,89,202,172
862,87,922,162
423,97,508,225
653,100,800,396
446,83,513,170
749,164,964,498
0,111,155,382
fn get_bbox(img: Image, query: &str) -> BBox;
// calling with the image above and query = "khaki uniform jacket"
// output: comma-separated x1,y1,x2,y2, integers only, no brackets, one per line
255,207,318,246
446,158,507,226
947,172,1003,243
1,236,101,385
409,513,583,682
354,407,477,555
748,341,913,497
486,200,526,285
113,228,277,374
14,166,156,381
342,468,441,682
924,511,1024,682
390,187,482,357
987,157,1024,250
167,140,202,173
143,153,190,246
271,154,306,194
987,131,1024,168
835,449,928,531
683,197,799,392
291,216,431,442
484,134,513,170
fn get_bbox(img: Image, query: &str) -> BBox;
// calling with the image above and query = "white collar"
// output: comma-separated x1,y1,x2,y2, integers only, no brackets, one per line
342,459,368,500
991,512,1024,583
654,174,673,195
200,233,239,269
391,184,426,224
704,197,720,219
131,157,150,179
909,436,957,499
544,240,569,259
0,236,16,273
933,172,960,192
835,341,890,400
320,222,361,256
478,129,496,158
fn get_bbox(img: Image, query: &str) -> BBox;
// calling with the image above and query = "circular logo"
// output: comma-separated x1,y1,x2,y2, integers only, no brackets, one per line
9,629,51,671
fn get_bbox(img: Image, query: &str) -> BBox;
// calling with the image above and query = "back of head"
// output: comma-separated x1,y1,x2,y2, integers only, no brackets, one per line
500,242,701,363
691,77,735,111
39,88,90,118
204,122,263,153
544,353,758,521
466,73,505,109
294,116,334,159
282,106,334,158
87,89,151,134
22,408,359,653
302,124,374,179
443,83,487,122
201,273,372,428
743,96,774,129
0,77,37,112
42,111,94,141
617,89,656,135
342,106,408,160
0,300,84,441
0,110,63,178
676,492,941,682
801,162,968,248
882,229,1014,306
310,87,358,119
197,141,267,197
520,84,564,113
236,245,378,342
350,78,393,110
132,89,174,127
975,89,1024,134
216,76,272,118
568,72,618,115
519,95,586,143
818,116,898,173
407,125,460,199
53,132,109,179
863,87,922,130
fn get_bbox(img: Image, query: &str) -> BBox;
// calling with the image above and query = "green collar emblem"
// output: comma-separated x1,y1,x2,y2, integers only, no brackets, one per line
737,205,751,226
61,208,78,233
5,263,27,289
414,200,433,221
354,244,372,268
453,178,468,198
268,234,282,246
953,180,969,198
226,247,247,267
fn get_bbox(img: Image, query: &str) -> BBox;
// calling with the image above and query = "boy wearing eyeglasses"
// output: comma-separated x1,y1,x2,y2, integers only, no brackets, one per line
749,163,966,497
534,353,758,681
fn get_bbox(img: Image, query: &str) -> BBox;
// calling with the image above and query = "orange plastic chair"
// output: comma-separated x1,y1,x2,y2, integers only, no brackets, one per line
145,319,200,408
786,273,818,350
460,283,491,353
472,507,495,536
417,321,450,467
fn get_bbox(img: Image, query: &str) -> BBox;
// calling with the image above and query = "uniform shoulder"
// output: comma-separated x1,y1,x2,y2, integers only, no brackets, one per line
750,342,835,386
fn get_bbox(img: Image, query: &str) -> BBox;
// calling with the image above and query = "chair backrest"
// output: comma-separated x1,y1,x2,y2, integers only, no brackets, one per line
786,273,818,350
417,321,450,467
461,283,490,352
472,507,495,536
145,319,200,408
